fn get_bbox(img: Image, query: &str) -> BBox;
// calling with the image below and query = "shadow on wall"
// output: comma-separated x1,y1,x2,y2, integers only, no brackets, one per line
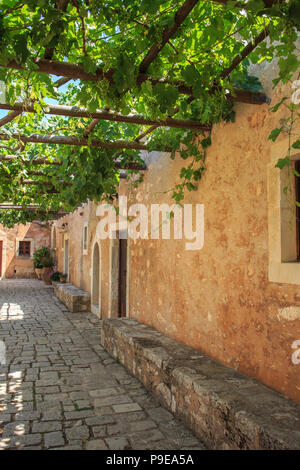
0,222,51,279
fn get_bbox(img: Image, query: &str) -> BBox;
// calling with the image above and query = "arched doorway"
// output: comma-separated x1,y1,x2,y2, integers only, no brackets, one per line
91,242,101,316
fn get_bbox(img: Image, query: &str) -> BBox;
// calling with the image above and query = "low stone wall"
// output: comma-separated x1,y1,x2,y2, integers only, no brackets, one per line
101,318,300,450
53,282,90,313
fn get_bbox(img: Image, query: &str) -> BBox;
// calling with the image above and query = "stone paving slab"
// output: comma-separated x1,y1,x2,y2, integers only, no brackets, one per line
102,318,300,450
0,279,206,450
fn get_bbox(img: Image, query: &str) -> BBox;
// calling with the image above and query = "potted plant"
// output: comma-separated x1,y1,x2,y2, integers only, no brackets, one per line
34,261,43,280
33,247,51,280
50,271,61,284
60,273,68,284
41,255,55,285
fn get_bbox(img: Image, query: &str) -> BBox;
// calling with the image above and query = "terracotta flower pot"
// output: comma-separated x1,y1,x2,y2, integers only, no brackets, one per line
42,267,52,285
35,268,43,280
60,277,67,284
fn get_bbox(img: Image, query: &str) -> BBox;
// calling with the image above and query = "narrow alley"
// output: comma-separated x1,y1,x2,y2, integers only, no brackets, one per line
0,279,205,450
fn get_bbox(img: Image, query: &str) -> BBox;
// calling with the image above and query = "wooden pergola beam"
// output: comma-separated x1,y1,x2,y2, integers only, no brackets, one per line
0,103,211,131
0,205,43,210
35,187,59,194
213,0,280,7
0,154,147,171
0,132,170,151
135,125,157,142
0,154,61,165
133,25,271,142
139,0,199,73
0,171,60,192
0,0,272,106
83,119,100,137
26,170,54,176
24,162,146,172
0,204,66,214
54,77,71,88
0,111,22,128
2,171,142,192
220,27,270,80
0,58,268,105
1,57,158,86
114,161,146,171
22,179,67,187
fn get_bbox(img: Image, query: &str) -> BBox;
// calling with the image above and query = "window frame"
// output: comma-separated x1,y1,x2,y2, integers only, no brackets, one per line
295,160,300,261
267,140,300,285
83,222,88,255
16,239,33,258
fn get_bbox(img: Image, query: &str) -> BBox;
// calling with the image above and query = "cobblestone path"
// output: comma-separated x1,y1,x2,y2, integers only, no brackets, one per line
0,280,206,450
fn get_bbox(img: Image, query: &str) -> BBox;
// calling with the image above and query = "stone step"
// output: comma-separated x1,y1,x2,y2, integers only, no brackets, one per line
101,318,300,450
53,282,90,313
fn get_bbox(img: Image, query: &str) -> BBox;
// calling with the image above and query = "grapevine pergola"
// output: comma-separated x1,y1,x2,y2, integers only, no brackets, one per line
0,0,299,226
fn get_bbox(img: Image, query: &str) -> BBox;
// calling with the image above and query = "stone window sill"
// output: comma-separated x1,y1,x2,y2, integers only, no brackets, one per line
269,261,300,285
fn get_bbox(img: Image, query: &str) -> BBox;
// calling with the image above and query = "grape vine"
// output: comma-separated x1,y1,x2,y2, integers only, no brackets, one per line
0,0,298,226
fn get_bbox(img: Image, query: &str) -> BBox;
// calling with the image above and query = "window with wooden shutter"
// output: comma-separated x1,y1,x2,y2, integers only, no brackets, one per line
19,241,31,257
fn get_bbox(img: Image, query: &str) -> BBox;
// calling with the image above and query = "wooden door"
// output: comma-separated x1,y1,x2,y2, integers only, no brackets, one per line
0,241,2,278
118,238,127,317
64,239,69,280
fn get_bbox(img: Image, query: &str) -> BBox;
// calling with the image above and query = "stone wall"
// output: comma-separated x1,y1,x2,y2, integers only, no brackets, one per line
53,282,91,313
102,318,300,450
0,222,51,279
54,205,111,316
53,62,300,404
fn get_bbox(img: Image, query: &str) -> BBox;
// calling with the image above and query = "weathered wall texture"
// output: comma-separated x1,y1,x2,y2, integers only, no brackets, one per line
0,222,50,278
53,62,300,404
54,204,111,316
53,282,90,313
102,318,300,450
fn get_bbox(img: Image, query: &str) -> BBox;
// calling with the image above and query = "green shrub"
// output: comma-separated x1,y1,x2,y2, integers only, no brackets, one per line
33,247,51,269
40,256,54,268
50,271,61,281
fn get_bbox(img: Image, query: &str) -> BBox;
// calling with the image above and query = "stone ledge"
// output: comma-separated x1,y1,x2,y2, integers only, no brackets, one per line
53,282,90,313
101,318,300,450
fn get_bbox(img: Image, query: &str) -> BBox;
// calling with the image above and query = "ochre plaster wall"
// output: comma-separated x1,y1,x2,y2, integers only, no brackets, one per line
54,203,111,315
0,222,50,278
53,65,300,403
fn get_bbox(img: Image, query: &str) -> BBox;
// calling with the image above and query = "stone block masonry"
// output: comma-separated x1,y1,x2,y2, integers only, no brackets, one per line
53,282,90,313
101,318,300,450
0,280,205,450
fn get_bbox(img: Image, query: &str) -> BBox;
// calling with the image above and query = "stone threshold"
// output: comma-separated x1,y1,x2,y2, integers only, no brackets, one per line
53,281,90,313
101,318,300,450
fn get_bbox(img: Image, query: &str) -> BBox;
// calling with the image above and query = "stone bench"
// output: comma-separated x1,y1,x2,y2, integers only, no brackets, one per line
101,318,300,450
53,282,90,313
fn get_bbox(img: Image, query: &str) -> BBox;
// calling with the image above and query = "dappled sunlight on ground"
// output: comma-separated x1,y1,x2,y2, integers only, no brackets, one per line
0,279,205,450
